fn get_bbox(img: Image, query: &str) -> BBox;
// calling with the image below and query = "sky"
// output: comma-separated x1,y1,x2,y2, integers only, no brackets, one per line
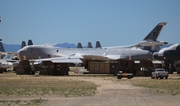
0,0,180,47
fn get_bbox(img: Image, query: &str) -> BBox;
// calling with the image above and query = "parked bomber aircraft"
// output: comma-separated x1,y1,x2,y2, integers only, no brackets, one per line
0,53,19,73
153,43,180,73
16,22,167,75
153,44,180,61
0,39,34,73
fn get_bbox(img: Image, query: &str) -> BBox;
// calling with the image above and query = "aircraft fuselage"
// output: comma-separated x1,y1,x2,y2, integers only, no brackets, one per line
17,45,153,61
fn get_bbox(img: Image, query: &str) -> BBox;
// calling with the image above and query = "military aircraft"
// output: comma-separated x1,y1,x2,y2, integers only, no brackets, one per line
16,22,167,75
0,39,34,73
0,53,19,73
153,44,180,61
153,43,180,73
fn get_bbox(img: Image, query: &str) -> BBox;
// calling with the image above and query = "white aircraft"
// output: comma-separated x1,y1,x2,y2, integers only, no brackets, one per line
0,39,34,73
0,53,19,73
16,22,168,75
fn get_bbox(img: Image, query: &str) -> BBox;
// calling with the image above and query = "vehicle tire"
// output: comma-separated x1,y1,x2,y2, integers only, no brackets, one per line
160,77,163,79
151,76,154,79
166,77,168,79
156,74,158,79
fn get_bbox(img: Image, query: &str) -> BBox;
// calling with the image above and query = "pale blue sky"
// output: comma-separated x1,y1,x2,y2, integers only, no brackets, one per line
0,0,180,47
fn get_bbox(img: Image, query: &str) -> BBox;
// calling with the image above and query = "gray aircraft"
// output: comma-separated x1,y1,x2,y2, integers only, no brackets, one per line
0,53,19,73
153,44,180,61
16,22,167,75
153,43,180,73
0,39,34,73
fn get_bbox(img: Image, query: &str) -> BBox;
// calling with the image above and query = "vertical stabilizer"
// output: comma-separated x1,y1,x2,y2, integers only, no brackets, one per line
143,22,167,41
96,41,101,48
77,43,83,48
0,41,5,52
28,39,33,45
21,41,26,48
87,42,93,48
138,22,168,52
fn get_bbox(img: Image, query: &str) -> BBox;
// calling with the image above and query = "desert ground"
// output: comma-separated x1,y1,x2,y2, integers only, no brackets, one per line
1,70,180,106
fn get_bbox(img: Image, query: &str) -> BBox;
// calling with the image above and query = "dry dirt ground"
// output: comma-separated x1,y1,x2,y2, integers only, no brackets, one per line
1,72,180,106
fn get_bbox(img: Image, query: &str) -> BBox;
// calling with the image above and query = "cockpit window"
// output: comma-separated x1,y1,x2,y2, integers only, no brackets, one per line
57,50,59,52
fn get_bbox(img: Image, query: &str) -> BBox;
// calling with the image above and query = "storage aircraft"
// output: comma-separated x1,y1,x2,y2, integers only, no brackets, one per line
153,43,180,73
16,22,168,75
0,39,34,73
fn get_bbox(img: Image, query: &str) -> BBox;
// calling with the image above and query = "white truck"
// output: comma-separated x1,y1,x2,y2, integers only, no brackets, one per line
151,68,168,79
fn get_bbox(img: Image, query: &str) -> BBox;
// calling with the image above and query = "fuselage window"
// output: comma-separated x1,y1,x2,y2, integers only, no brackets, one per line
57,50,59,52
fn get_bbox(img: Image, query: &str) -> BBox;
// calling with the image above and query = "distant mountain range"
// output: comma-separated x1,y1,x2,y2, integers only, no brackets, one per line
2,43,176,52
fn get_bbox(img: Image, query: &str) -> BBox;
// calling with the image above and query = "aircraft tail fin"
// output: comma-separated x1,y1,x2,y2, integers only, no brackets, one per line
96,41,101,48
28,39,33,45
143,22,167,41
88,42,93,48
77,43,83,48
21,41,26,48
135,22,167,52
0,40,5,52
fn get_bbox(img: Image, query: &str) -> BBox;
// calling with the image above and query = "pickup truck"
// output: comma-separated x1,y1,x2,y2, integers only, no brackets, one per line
151,68,168,79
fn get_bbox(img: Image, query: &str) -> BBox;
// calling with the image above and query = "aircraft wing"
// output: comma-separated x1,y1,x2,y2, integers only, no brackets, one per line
69,53,124,61
28,54,121,64
81,55,118,60
30,56,83,64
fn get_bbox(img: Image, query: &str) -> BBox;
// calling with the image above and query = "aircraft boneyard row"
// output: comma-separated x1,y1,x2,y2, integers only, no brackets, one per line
2,22,180,76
